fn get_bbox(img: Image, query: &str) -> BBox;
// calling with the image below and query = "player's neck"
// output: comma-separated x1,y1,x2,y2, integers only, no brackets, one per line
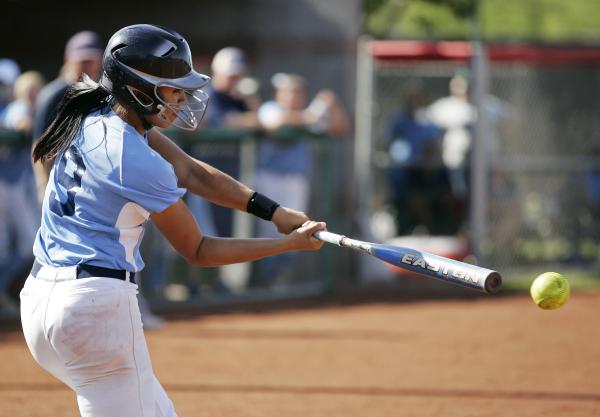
113,103,146,135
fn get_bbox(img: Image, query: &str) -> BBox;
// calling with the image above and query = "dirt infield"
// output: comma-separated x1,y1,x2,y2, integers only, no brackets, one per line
1,291,599,417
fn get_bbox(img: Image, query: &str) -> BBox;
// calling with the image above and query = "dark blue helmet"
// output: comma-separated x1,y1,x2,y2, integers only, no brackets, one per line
100,24,210,130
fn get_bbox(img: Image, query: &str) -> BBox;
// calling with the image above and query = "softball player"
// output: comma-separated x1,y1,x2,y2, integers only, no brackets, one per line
20,24,324,417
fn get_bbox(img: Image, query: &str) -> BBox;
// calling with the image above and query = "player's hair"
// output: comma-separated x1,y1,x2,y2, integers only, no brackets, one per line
33,74,110,163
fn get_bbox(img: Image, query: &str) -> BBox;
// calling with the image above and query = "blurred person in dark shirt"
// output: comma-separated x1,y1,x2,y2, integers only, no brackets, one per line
182,47,263,294
386,81,457,235
32,31,103,203
203,47,260,128
583,146,600,235
188,47,261,240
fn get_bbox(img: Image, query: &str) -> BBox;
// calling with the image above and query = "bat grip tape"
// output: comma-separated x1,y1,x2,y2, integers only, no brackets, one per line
313,231,345,246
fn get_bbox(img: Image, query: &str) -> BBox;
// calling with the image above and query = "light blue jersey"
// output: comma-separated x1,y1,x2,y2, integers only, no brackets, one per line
33,108,186,272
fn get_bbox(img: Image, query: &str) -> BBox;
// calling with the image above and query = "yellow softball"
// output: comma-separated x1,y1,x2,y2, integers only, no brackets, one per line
530,272,570,310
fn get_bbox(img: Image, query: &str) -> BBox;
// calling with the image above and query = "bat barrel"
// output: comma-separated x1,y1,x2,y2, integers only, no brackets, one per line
315,230,503,294
373,245,502,294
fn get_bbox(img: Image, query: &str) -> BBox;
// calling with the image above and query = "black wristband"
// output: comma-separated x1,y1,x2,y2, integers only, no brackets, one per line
247,192,280,221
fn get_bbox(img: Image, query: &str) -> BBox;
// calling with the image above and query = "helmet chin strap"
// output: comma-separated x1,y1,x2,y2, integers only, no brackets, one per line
138,104,166,131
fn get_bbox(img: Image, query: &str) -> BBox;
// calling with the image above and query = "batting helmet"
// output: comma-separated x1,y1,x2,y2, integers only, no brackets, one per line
100,24,210,130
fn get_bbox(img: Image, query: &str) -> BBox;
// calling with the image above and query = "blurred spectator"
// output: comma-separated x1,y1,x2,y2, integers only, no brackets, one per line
427,73,476,200
180,47,263,295
0,68,43,320
187,47,261,241
204,46,261,128
2,71,44,130
583,146,600,232
252,73,350,286
385,80,457,235
585,164,600,207
0,58,20,116
33,31,103,139
0,58,20,319
32,31,103,203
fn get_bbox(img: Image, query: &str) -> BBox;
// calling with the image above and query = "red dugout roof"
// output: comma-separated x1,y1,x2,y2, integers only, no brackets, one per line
370,40,600,65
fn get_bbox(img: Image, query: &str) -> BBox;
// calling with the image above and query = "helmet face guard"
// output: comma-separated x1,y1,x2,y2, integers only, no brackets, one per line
100,24,211,131
155,84,209,130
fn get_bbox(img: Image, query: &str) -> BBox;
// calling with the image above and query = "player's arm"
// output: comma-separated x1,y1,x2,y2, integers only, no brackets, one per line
146,127,308,233
151,199,324,266
319,90,352,138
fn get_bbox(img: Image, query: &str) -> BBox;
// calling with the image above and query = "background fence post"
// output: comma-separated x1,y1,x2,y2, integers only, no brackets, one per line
220,134,257,293
470,41,491,264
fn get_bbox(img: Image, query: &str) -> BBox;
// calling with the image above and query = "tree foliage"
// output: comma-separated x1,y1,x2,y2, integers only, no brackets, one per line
365,0,600,41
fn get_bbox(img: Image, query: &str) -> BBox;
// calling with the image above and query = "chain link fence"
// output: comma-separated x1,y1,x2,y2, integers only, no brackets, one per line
356,40,600,278
487,65,600,269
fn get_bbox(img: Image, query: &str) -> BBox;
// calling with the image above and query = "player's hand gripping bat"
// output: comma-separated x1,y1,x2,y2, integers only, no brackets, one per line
314,231,502,294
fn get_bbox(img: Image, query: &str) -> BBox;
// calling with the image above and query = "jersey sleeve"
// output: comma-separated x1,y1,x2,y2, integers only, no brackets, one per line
120,136,187,214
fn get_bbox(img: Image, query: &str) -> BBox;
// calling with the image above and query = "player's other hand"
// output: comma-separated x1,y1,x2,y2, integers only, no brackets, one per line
272,206,309,234
283,221,326,251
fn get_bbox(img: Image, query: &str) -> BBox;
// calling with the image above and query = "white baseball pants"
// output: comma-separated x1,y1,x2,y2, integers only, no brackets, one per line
20,265,178,417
